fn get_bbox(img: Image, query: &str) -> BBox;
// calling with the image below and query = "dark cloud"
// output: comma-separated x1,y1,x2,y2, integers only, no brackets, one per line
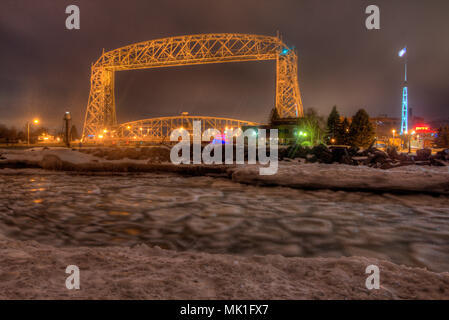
0,0,448,130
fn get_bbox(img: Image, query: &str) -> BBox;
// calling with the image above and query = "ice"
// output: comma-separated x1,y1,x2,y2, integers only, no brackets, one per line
0,170,448,272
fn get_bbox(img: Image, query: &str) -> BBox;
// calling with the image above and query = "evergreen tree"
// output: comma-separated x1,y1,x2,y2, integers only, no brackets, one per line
326,105,341,144
269,107,280,125
339,117,351,145
435,125,449,148
349,109,375,148
71,125,79,141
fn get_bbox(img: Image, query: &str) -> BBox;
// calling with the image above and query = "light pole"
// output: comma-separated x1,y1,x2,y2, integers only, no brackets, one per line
27,119,39,146
409,130,415,153
399,47,408,134
392,129,396,147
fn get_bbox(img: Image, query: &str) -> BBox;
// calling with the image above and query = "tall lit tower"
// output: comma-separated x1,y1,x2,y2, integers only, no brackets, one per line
399,47,408,134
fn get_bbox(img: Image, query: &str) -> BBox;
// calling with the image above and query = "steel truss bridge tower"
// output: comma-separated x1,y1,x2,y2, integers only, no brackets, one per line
82,33,304,140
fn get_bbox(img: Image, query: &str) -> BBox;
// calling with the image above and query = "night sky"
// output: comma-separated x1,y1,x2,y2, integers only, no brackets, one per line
0,0,448,130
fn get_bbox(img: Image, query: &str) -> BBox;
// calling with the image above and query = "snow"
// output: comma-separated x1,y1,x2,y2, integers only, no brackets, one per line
0,147,101,164
232,162,449,194
0,237,448,299
2,148,449,194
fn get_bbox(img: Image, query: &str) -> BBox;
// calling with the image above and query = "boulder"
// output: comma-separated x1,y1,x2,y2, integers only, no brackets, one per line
435,149,449,160
40,154,64,170
416,148,432,161
386,146,399,160
311,145,333,164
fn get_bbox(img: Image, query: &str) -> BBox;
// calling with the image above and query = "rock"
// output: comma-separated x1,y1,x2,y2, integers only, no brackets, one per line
430,158,447,166
330,147,349,163
286,145,310,159
416,148,432,161
347,146,360,156
311,145,333,164
380,162,394,170
40,154,64,170
386,146,399,160
435,149,449,160
305,154,317,163
143,147,171,163
105,149,126,160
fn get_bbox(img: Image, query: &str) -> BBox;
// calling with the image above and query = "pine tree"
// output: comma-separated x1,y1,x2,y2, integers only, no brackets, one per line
349,109,375,148
269,107,280,125
71,125,79,141
435,125,449,148
326,106,341,144
339,117,351,145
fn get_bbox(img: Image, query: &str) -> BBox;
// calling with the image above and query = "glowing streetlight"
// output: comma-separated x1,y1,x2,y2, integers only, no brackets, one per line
27,118,40,146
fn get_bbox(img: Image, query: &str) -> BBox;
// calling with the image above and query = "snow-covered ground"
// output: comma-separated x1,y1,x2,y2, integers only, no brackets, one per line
232,161,449,194
1,236,448,299
2,147,449,194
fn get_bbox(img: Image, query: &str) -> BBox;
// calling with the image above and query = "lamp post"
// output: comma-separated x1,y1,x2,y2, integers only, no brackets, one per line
392,129,396,147
27,119,39,146
409,130,415,153
399,47,408,134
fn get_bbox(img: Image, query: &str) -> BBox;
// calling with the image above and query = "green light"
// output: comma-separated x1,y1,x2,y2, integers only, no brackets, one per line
303,132,307,137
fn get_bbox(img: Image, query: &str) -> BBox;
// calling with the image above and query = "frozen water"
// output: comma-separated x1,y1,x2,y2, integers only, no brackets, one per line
0,169,448,272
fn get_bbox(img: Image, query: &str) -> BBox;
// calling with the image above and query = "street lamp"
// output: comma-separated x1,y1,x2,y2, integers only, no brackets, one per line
399,47,408,134
408,131,415,153
392,129,396,147
27,118,39,146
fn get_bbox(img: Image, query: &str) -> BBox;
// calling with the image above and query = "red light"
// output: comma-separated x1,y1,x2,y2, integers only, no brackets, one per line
414,124,435,134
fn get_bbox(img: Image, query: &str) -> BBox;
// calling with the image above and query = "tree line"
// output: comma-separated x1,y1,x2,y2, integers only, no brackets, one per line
271,105,376,148
325,106,375,148
0,124,79,144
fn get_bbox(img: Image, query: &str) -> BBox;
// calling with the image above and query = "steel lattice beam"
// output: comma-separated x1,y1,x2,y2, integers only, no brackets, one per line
82,33,304,140
112,116,259,142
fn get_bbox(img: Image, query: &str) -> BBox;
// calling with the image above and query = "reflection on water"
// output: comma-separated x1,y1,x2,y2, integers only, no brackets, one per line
0,170,448,272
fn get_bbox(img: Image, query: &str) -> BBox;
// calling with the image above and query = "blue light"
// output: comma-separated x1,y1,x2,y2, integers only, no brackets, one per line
281,48,289,55
398,48,406,57
400,86,408,134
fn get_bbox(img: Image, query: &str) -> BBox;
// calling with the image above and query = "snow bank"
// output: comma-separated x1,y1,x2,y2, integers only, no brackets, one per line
0,147,231,175
2,148,449,194
0,237,448,299
231,162,449,194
